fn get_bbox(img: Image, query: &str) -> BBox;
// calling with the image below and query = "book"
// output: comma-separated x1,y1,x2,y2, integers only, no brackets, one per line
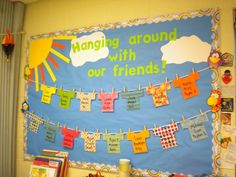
33,157,61,177
30,149,69,177
29,165,57,177
37,155,65,177
41,149,69,177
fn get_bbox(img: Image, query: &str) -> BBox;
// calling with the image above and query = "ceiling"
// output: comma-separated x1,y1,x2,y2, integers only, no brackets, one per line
10,0,39,4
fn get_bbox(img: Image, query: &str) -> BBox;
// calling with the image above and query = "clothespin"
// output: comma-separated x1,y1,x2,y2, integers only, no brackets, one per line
165,77,168,83
28,112,32,119
138,84,141,90
83,128,86,132
176,74,179,79
79,88,82,92
112,88,114,93
100,89,103,93
128,128,131,132
93,89,95,93
123,86,126,92
153,123,157,129
120,128,123,134
75,126,78,131
96,129,99,133
192,68,195,73
105,129,108,134
144,125,147,130
200,109,203,115
47,118,50,123
171,119,175,124
64,123,67,128
182,115,185,122
30,111,33,119
73,88,76,92
60,86,63,90
57,122,60,128
149,82,152,87
39,117,45,123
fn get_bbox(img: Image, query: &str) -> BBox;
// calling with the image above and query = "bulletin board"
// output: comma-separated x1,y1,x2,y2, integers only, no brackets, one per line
23,8,222,176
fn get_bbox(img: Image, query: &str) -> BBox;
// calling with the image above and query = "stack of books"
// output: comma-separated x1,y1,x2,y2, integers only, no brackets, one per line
29,149,69,177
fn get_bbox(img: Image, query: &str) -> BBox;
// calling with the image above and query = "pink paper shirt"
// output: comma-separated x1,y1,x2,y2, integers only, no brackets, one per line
98,92,118,112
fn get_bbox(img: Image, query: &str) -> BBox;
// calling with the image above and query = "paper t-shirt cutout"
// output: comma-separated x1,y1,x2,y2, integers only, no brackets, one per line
44,122,60,142
57,89,75,109
181,113,208,141
103,133,124,153
61,127,79,149
76,91,96,112
81,131,100,152
127,129,150,153
153,123,178,149
146,82,171,107
40,84,56,104
29,116,43,133
98,92,118,112
120,90,144,111
173,72,199,99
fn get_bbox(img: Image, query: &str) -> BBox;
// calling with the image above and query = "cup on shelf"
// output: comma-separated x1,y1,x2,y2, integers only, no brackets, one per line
119,159,131,177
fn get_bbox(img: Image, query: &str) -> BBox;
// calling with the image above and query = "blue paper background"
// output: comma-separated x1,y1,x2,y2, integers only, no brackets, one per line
27,15,214,175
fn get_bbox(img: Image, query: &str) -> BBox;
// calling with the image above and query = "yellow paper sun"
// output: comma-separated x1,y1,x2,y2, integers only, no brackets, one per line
28,36,76,91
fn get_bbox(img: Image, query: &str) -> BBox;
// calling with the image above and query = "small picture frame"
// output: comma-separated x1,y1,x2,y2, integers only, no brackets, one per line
221,113,231,125
221,98,234,112
221,137,232,149
220,67,234,86
221,52,234,67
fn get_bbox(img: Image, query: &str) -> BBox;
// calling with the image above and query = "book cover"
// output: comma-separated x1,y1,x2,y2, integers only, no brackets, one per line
29,165,57,177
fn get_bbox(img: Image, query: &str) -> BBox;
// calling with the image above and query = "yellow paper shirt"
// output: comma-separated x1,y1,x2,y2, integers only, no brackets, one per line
40,84,56,104
127,130,150,153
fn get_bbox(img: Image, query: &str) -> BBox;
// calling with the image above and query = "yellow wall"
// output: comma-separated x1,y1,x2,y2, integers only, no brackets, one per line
17,0,236,176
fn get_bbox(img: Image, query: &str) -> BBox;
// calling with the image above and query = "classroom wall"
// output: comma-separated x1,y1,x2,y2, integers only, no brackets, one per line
16,0,236,176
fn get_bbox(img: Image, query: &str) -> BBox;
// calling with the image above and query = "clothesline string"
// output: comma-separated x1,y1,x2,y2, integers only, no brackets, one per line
26,109,212,135
27,66,210,94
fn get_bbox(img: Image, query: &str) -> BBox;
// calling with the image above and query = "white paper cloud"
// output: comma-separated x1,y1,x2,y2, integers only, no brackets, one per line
160,35,211,64
70,31,109,67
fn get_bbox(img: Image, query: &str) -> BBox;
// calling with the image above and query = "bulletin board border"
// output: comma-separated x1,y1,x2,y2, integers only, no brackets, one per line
23,8,221,176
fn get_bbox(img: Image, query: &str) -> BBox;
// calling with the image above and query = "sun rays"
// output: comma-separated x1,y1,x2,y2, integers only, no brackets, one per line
28,36,75,91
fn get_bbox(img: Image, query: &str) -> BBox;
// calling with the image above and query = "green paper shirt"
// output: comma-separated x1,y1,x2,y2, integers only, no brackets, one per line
103,133,124,153
57,89,75,109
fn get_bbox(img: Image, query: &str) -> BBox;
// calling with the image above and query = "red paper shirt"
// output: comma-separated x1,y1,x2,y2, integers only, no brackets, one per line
61,127,79,149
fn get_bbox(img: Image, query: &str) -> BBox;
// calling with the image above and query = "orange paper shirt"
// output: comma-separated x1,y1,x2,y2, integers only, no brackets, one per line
173,72,199,99
127,130,150,153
